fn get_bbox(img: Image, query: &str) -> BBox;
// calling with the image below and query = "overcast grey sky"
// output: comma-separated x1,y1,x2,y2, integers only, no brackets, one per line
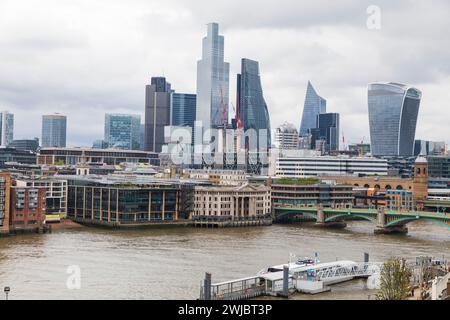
0,0,449,147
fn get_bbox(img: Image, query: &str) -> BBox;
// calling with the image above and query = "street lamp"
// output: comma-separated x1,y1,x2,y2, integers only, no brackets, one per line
4,286,10,300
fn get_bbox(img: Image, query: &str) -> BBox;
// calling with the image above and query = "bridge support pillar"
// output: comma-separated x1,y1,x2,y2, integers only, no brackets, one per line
316,209,324,224
375,210,408,234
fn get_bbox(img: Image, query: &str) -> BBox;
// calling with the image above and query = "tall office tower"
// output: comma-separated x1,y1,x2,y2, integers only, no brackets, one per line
41,114,67,147
299,81,326,136
274,123,299,150
309,113,340,152
0,111,14,147
196,22,230,141
368,82,422,156
171,93,197,127
139,123,145,151
144,77,172,153
236,58,271,149
104,113,141,150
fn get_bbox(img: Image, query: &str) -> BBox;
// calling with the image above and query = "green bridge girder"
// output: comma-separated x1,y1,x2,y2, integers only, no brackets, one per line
273,206,450,230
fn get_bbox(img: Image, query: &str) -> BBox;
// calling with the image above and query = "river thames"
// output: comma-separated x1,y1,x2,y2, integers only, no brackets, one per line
0,220,448,300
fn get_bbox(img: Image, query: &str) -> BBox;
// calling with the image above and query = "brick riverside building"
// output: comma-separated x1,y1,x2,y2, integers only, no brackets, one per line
0,173,11,236
9,185,46,233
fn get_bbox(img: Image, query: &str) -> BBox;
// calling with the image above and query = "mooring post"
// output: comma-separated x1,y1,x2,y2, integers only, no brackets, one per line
282,265,289,297
203,272,212,300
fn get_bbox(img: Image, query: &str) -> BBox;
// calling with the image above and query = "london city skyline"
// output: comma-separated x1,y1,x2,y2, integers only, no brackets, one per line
0,0,449,147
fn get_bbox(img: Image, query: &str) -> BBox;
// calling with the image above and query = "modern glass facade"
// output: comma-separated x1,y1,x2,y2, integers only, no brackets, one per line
171,93,197,128
66,178,188,226
104,114,141,150
237,58,271,150
309,113,339,152
368,82,422,156
299,81,326,136
196,23,230,137
0,111,14,147
41,114,67,147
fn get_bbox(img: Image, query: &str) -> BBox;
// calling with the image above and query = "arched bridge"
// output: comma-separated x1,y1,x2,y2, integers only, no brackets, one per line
273,206,450,234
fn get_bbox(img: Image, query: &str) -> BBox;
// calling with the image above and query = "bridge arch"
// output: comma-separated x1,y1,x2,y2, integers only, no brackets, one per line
325,213,377,223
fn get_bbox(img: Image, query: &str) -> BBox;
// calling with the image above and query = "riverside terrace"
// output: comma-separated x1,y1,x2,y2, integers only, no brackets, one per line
65,175,211,227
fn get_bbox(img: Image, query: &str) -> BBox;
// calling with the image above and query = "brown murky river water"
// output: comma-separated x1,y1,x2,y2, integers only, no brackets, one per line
0,220,448,300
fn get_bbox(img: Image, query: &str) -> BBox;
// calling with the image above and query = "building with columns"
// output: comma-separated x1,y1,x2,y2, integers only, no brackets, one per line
193,183,271,221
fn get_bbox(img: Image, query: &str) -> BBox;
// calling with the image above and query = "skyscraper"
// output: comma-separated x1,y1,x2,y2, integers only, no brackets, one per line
368,82,422,156
236,58,271,149
309,113,340,152
299,81,326,136
171,93,197,128
0,111,14,147
196,23,230,139
144,77,172,152
104,114,141,150
41,114,67,147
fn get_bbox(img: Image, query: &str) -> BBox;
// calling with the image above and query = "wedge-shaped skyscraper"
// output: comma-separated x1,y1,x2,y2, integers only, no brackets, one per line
236,58,271,150
299,81,326,136
368,82,422,156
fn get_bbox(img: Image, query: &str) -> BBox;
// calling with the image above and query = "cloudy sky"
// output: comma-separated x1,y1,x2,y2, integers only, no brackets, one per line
0,0,449,147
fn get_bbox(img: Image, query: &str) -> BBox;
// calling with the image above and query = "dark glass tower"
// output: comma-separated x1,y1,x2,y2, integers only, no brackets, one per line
368,82,422,156
144,77,172,152
236,58,271,150
309,113,339,152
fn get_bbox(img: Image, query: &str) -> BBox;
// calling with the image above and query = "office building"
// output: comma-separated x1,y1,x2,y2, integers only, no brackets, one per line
0,111,14,147
270,179,354,208
309,113,339,152
414,140,447,156
104,113,141,150
427,156,450,178
236,58,271,150
66,175,192,226
37,147,159,166
0,147,37,165
274,123,299,150
171,93,197,128
196,22,230,140
0,173,11,235
92,140,108,149
41,114,67,147
269,149,388,178
144,77,172,152
299,81,326,136
9,138,39,152
368,82,422,156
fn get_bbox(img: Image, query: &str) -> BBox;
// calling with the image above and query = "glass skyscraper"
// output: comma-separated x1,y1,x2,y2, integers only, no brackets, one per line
237,58,271,149
299,81,326,136
368,82,422,156
0,111,14,147
309,113,339,152
171,93,197,128
42,114,67,147
196,23,230,137
104,114,141,150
